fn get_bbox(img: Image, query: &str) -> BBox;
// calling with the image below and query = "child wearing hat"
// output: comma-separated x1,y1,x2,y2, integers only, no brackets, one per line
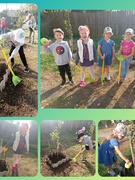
98,123,132,176
0,17,6,34
117,28,135,82
78,133,93,163
3,123,29,176
76,127,86,140
97,27,115,80
41,28,75,88
0,28,29,73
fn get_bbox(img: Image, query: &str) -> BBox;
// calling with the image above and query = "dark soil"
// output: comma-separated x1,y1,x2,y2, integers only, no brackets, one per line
0,43,38,116
0,159,8,172
47,152,66,164
0,63,7,82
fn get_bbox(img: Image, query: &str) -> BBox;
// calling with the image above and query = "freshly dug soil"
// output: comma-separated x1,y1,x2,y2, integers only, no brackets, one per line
0,159,8,172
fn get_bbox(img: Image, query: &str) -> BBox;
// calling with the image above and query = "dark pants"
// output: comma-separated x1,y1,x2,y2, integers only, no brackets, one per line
9,45,28,67
58,63,72,82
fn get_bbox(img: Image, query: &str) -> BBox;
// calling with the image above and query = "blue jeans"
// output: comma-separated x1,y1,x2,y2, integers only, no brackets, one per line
1,28,6,34
120,57,132,78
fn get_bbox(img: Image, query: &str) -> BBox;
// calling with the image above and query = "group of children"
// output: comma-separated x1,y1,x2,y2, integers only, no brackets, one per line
42,26,135,87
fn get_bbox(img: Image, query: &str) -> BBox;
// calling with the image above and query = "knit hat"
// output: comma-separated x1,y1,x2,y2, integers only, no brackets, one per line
113,123,127,137
53,28,64,35
77,133,84,139
12,28,25,44
125,28,134,35
82,127,85,131
104,27,113,34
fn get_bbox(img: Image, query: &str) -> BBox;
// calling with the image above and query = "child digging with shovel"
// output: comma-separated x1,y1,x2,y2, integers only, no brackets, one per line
0,28,29,73
3,123,30,176
77,133,93,163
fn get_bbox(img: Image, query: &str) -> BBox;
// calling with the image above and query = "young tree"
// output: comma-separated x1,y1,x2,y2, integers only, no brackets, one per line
49,121,64,152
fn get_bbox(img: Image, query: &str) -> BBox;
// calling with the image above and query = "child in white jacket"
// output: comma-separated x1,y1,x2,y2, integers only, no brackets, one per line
4,123,29,176
0,28,29,73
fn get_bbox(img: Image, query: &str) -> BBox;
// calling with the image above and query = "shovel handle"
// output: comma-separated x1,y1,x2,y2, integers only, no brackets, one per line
1,48,15,76
118,61,122,84
102,53,105,76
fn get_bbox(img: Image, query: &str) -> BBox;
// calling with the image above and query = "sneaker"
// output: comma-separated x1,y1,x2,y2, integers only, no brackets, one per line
60,81,66,88
115,165,123,171
24,67,30,73
70,80,75,85
105,74,111,81
92,81,98,86
120,77,125,83
79,81,85,87
108,169,116,176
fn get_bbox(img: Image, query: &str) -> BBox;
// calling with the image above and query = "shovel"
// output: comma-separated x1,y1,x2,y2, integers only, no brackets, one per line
116,54,125,84
70,60,95,83
101,53,105,85
72,148,85,162
1,44,22,86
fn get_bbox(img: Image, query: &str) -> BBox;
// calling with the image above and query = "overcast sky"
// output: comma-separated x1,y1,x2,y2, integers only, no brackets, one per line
0,3,21,12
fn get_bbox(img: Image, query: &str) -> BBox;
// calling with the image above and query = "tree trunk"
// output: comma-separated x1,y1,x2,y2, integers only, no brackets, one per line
130,142,135,173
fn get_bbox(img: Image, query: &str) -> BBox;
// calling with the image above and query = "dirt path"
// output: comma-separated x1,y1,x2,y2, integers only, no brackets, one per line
41,63,135,108
0,42,38,116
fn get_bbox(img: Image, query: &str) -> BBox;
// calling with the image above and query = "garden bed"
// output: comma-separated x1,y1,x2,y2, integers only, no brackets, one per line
46,152,70,168
0,159,9,176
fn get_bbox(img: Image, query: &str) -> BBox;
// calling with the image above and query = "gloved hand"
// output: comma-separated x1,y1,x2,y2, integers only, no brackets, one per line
82,145,85,150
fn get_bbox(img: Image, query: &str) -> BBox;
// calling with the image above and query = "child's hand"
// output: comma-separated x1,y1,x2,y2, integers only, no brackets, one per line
100,55,104,60
94,62,97,66
8,57,12,65
69,61,75,66
112,57,115,62
26,151,29,155
125,159,130,164
122,55,128,60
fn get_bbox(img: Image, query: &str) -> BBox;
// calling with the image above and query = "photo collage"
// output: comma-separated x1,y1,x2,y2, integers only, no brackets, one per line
0,1,135,179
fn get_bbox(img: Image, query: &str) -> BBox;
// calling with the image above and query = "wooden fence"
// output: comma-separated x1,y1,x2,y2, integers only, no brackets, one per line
41,10,135,38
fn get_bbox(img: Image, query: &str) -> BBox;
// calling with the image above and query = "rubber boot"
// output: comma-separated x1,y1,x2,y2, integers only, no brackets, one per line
11,166,16,176
15,164,19,176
